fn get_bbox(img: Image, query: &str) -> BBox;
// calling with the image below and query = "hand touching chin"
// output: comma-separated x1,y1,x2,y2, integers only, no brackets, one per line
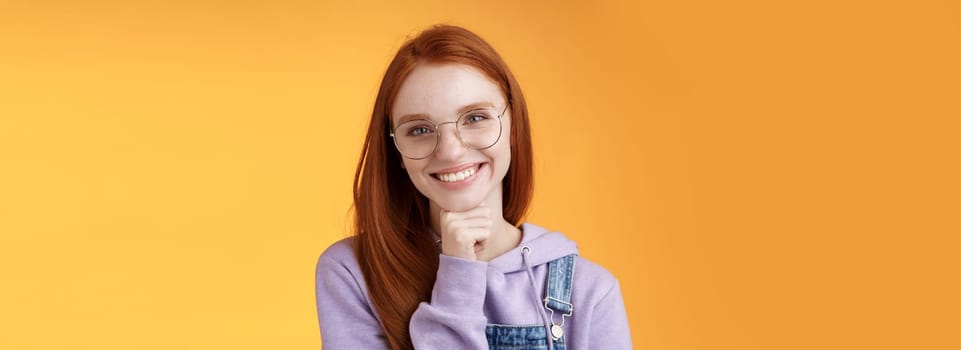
438,202,492,261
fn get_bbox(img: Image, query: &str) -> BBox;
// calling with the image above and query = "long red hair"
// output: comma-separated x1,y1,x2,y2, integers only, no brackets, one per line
351,24,533,349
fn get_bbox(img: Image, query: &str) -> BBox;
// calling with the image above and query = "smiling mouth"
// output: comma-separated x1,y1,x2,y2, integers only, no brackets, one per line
431,163,484,183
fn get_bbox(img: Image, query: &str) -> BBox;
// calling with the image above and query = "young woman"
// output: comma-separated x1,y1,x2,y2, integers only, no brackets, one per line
315,25,632,350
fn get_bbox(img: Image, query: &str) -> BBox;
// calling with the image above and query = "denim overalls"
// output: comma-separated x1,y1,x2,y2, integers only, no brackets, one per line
485,254,576,350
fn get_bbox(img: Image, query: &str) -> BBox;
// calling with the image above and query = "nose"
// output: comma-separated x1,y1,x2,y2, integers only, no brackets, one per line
433,121,467,160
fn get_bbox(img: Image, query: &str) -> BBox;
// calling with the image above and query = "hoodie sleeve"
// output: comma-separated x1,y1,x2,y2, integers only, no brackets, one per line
409,254,490,349
315,251,390,349
588,279,633,349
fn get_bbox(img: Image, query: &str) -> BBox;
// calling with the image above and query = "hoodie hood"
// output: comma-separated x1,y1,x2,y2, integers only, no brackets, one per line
487,222,579,273
483,222,580,350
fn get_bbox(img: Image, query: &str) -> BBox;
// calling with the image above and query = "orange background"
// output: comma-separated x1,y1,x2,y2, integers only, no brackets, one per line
1,0,959,349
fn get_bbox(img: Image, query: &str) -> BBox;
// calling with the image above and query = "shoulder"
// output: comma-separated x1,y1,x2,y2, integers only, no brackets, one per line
316,236,375,301
318,237,357,262
571,254,621,303
316,237,363,282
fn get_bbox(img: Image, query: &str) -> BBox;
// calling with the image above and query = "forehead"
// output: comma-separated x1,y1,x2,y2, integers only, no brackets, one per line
391,63,505,123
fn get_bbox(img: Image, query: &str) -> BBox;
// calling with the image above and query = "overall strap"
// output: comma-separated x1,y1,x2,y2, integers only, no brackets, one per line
544,254,576,340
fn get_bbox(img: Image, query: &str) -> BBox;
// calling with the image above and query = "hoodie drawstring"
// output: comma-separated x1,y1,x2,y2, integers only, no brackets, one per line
520,246,555,350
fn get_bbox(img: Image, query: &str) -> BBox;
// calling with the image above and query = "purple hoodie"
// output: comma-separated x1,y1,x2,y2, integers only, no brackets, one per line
315,222,632,349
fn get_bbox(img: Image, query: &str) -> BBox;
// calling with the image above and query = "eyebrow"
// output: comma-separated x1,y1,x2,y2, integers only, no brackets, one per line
395,101,497,125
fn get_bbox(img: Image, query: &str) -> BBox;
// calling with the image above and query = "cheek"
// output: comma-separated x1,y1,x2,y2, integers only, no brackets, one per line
491,138,512,172
402,159,426,179
400,157,424,172
499,147,512,169
501,126,512,163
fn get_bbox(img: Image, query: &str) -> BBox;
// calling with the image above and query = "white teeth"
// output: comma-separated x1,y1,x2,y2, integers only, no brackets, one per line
436,166,477,183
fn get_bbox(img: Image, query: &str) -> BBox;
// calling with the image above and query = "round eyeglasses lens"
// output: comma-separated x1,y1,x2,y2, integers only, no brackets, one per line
392,107,504,159
455,109,502,150
393,120,437,159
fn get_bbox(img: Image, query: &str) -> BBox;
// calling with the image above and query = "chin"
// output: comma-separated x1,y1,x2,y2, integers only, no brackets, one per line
431,194,485,212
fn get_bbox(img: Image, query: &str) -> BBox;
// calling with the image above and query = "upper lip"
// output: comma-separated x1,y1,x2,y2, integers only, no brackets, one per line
431,162,483,174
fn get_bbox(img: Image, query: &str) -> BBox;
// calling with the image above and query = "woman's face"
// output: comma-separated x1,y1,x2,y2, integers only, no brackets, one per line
391,63,512,212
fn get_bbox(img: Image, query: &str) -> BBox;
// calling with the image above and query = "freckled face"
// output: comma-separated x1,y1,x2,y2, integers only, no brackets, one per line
391,63,511,212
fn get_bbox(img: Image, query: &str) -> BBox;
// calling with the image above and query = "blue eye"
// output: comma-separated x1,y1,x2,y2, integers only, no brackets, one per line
409,126,432,136
464,113,491,124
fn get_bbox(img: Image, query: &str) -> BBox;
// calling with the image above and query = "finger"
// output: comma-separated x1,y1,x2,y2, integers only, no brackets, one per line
445,228,492,246
442,217,492,237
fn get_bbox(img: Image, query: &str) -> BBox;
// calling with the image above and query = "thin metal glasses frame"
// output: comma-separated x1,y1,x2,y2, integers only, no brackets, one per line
389,103,510,160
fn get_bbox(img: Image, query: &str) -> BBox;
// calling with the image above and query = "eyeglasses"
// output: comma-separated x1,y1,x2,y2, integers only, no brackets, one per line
390,104,509,160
